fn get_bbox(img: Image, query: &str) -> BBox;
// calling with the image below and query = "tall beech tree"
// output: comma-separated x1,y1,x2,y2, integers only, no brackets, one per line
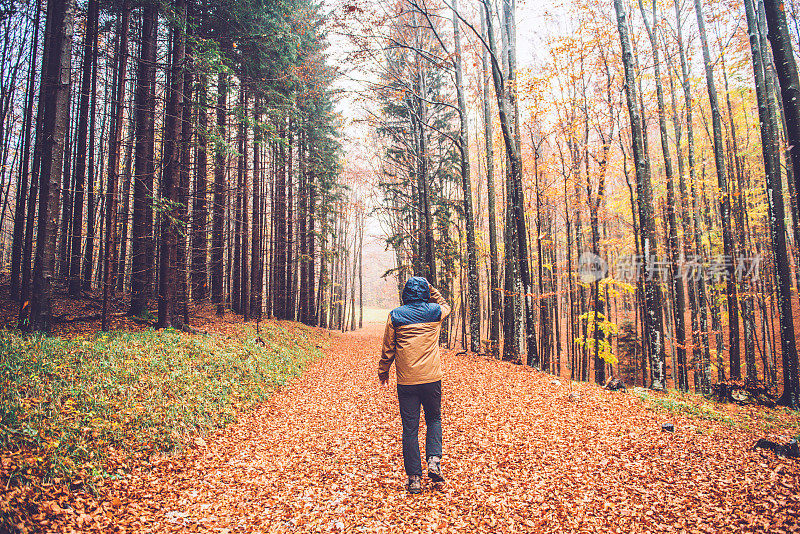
452,0,480,354
481,0,524,363
614,0,666,390
694,0,741,380
639,0,687,391
480,7,500,359
763,0,800,408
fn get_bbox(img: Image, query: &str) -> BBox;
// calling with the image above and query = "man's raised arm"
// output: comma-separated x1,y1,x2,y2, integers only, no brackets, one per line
428,286,451,321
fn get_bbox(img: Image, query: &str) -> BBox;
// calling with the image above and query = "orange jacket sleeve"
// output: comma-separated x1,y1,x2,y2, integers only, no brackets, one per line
378,314,396,381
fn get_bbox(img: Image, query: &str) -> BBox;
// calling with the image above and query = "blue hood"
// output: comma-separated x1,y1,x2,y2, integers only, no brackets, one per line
402,276,430,304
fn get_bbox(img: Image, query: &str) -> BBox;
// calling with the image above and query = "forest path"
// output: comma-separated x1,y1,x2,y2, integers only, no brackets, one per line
117,325,800,533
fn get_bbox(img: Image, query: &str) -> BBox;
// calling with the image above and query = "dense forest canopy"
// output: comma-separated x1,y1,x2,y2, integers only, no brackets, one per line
0,0,366,334
334,0,800,408
2,0,800,409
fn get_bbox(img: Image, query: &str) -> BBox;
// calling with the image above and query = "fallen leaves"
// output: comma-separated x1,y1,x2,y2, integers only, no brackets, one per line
5,322,800,532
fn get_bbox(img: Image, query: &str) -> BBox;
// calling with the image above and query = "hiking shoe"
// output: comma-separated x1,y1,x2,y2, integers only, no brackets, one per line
407,475,422,494
427,456,444,482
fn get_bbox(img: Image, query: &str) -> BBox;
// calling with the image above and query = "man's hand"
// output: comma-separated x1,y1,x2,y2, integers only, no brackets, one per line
379,372,389,388
427,285,438,303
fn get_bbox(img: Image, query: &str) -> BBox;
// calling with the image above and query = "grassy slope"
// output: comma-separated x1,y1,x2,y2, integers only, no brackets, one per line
0,322,325,529
632,386,800,439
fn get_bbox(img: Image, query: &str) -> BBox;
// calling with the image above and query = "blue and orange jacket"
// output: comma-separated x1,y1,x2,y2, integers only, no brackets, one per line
378,277,451,385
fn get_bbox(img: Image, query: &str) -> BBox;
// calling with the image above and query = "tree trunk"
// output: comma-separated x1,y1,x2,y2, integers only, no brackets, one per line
673,0,712,393
240,92,250,320
25,0,75,333
287,124,295,320
586,70,613,384
80,30,99,293
212,66,228,316
101,0,130,329
480,8,501,359
614,0,666,389
57,101,73,281
129,4,158,317
177,18,193,323
640,0,687,390
350,227,358,332
482,0,524,363
452,0,480,354
117,99,134,293
534,141,551,372
250,99,262,317
318,211,327,327
10,0,41,301
502,0,537,367
307,154,317,324
694,0,741,380
268,140,276,318
192,73,208,302
298,128,309,324
274,118,287,319
757,0,800,407
156,0,185,328
359,222,363,329
232,90,244,314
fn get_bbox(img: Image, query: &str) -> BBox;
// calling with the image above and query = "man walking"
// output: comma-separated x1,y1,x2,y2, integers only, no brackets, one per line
379,276,451,494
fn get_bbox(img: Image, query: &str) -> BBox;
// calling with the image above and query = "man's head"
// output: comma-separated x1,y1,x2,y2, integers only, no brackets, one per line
402,276,430,304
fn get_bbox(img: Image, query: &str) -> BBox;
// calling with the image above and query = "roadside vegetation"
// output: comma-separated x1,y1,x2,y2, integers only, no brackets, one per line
633,386,800,437
0,323,325,499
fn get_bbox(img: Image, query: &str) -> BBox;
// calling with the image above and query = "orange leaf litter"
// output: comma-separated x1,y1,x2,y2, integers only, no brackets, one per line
33,324,800,532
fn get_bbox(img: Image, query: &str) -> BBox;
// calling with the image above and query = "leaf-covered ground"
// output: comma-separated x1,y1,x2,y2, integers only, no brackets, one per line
18,324,800,532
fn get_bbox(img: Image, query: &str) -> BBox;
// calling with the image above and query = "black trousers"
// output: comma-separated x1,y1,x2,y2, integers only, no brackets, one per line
397,380,442,476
